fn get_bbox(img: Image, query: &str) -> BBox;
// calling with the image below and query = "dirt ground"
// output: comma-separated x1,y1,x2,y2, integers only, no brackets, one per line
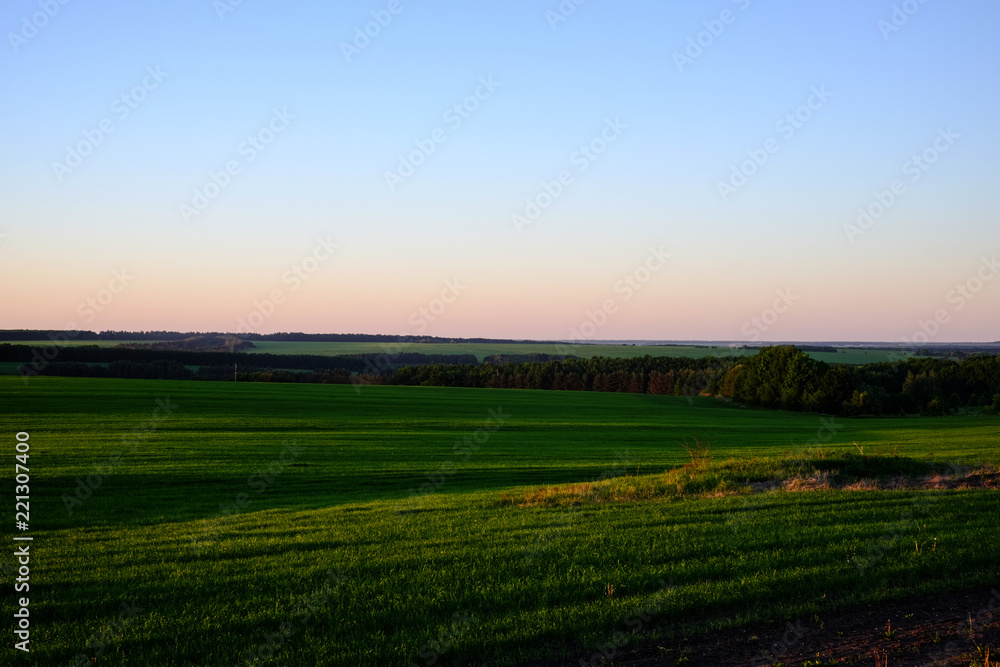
522,588,1000,666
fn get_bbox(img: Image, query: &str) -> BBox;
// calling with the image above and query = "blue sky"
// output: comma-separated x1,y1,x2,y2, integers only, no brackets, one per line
2,0,998,341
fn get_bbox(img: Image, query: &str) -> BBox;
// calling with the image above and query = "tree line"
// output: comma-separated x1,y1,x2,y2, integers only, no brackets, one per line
7,342,999,417
2,344,477,377
0,329,544,344
728,345,1000,415
379,346,1000,416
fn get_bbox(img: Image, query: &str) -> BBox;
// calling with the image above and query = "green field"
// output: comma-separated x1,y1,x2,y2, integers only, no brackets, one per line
244,340,750,361
3,377,997,665
1,340,920,365
243,341,913,365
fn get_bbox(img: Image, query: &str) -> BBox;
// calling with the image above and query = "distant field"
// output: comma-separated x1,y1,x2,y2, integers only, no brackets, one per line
4,376,997,665
245,340,741,361
0,339,920,365
244,340,915,365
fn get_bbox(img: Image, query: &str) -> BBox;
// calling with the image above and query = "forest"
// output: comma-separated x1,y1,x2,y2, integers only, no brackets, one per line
9,342,1000,417
384,346,1000,416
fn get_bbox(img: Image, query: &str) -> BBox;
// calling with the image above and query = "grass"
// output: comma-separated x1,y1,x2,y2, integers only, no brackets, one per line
2,376,997,665
501,451,998,507
33,487,999,666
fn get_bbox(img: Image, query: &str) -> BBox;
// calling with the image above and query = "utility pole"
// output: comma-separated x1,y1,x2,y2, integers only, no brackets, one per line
234,363,237,383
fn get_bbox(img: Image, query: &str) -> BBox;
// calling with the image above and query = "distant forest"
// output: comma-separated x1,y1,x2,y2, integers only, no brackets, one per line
0,329,540,344
381,346,1000,417
1,329,994,358
5,342,1000,418
1,344,478,375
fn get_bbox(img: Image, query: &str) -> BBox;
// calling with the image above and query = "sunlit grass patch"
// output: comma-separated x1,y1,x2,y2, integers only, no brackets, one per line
501,450,1000,507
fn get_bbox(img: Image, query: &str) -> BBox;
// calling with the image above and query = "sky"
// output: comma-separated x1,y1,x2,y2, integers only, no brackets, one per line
1,0,998,343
